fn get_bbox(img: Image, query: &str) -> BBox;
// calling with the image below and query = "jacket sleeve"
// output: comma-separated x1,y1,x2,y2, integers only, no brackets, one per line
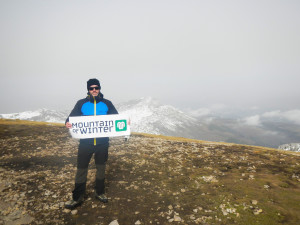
107,100,118,115
65,100,83,124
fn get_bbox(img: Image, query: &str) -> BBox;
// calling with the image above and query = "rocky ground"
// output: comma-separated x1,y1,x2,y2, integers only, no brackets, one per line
0,119,300,225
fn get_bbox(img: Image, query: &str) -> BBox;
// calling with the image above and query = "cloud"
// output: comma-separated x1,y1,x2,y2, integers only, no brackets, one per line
250,106,260,110
281,110,300,124
186,103,229,118
242,115,262,126
187,108,211,118
262,109,300,125
210,104,227,111
262,110,281,118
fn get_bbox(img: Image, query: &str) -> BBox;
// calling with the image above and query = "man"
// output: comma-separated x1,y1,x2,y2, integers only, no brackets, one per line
65,78,118,209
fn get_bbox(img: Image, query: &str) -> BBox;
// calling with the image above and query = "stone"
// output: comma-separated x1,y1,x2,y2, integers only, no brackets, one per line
251,200,258,205
63,209,71,213
109,220,119,225
253,209,263,215
174,215,182,222
71,210,78,215
135,220,141,225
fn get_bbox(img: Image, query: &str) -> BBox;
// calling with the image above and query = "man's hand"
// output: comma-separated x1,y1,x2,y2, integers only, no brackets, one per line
65,122,72,129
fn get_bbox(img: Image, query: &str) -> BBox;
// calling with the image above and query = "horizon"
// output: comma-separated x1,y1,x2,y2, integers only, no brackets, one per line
1,95,300,148
1,95,300,126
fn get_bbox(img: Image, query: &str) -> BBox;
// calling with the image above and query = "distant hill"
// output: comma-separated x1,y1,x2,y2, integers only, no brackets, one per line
0,108,69,124
0,119,299,225
1,97,300,148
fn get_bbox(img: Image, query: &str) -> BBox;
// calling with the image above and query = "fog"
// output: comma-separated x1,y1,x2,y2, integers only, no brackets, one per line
1,0,299,116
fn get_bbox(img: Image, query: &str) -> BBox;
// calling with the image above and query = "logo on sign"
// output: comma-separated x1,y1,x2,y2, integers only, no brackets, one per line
116,120,127,132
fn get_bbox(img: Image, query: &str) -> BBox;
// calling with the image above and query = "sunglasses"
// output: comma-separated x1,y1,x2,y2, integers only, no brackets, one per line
89,86,100,91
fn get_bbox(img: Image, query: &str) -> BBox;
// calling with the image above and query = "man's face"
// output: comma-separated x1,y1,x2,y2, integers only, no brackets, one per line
88,85,100,97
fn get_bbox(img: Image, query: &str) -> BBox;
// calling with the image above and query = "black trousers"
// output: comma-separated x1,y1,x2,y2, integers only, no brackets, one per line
72,143,109,201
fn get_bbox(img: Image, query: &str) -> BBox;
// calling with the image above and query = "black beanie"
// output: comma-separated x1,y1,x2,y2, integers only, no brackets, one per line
87,78,101,90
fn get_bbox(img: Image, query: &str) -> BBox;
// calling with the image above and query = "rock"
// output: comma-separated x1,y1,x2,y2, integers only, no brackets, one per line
202,175,218,183
253,208,263,215
135,220,141,225
109,220,119,225
173,215,182,222
251,200,258,205
51,204,59,210
63,209,71,213
222,210,228,216
71,209,78,215
44,190,51,196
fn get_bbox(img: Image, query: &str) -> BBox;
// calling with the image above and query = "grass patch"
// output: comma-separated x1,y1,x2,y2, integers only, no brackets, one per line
0,119,300,224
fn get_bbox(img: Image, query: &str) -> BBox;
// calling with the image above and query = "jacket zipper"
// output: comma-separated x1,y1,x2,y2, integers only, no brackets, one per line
93,96,96,146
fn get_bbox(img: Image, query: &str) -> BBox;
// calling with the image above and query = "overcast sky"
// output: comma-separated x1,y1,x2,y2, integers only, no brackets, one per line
0,0,299,114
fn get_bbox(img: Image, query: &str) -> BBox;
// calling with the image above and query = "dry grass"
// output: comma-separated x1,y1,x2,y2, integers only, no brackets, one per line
0,119,300,224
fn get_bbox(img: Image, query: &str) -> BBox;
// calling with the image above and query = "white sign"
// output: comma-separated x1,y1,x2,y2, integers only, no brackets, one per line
69,115,130,139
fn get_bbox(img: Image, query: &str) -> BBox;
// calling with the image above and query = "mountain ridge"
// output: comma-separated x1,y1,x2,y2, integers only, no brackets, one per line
1,97,300,149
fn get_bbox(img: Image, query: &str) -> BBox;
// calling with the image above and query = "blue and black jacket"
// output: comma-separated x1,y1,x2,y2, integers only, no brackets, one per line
66,92,118,145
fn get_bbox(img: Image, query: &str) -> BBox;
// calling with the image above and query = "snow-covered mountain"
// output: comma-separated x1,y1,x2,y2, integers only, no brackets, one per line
0,108,69,124
116,97,198,136
116,97,226,140
1,98,300,148
0,97,222,141
278,143,300,153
